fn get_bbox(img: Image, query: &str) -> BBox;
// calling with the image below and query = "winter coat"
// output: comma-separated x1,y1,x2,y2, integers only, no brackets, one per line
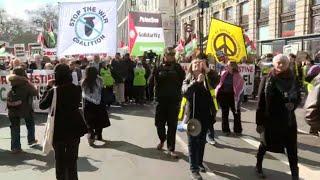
149,62,185,102
256,70,301,153
39,83,87,142
133,67,146,86
181,70,220,132
304,73,320,131
100,67,115,87
111,60,126,83
81,77,110,130
7,75,38,118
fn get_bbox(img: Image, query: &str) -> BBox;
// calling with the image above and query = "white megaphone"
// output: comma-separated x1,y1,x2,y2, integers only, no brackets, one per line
177,118,202,137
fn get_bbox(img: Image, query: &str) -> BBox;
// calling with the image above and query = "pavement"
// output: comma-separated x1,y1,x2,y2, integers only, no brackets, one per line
0,100,319,180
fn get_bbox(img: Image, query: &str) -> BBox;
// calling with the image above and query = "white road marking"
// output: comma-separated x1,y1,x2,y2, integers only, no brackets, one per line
176,134,217,178
240,135,320,180
241,107,251,111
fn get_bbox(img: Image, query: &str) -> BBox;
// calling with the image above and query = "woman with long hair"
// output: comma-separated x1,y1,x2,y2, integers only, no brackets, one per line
181,55,219,180
82,66,110,146
40,63,87,180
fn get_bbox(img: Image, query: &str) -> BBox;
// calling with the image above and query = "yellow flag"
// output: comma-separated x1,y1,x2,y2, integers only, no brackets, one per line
206,18,247,63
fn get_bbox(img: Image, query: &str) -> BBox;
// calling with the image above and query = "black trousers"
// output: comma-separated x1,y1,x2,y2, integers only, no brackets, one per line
53,138,80,180
188,131,206,173
218,92,242,133
257,143,298,177
155,101,179,151
134,86,145,103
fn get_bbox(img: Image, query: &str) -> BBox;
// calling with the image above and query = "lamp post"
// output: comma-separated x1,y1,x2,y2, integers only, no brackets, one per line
198,0,209,54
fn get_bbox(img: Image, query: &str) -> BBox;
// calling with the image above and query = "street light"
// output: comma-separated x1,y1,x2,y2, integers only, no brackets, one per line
198,0,209,54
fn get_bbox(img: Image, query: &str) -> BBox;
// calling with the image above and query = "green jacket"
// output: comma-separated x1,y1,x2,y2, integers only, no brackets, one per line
100,67,114,87
133,67,146,86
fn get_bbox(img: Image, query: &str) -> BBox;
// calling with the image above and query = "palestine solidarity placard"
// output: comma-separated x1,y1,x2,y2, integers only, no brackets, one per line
57,0,117,57
128,12,165,56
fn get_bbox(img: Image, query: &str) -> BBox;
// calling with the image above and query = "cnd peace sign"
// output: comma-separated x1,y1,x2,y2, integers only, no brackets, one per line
213,33,237,56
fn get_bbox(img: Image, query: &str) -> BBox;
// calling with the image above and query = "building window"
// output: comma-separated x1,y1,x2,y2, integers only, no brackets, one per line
258,26,270,41
258,0,269,19
281,21,295,37
282,0,296,13
184,0,187,7
213,12,220,19
312,14,320,33
225,7,233,21
240,2,249,24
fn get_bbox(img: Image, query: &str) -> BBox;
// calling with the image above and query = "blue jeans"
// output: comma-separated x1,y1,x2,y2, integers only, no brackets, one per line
188,131,206,173
10,116,36,150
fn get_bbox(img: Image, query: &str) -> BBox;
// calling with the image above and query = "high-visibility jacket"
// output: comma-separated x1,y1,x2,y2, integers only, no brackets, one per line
178,75,219,121
100,67,114,87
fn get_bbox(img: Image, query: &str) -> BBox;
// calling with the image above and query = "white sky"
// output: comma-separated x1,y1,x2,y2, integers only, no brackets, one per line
0,0,97,20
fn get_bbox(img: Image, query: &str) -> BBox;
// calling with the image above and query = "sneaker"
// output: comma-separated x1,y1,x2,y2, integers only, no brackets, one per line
255,166,266,179
199,165,207,173
190,172,203,180
28,139,38,147
169,151,179,159
156,142,164,150
206,135,216,145
11,149,23,154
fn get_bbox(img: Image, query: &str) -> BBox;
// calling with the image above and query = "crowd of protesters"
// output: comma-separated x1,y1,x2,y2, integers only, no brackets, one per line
2,47,320,180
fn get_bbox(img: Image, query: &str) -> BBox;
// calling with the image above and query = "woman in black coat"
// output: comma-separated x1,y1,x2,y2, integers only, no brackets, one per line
256,54,301,180
82,66,110,146
40,63,87,180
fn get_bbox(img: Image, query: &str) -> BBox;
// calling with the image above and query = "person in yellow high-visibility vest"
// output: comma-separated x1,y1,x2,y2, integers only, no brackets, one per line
179,53,220,146
179,55,219,179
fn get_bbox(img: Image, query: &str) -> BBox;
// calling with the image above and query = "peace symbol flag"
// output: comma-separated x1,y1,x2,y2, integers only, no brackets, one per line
57,0,117,57
206,18,247,63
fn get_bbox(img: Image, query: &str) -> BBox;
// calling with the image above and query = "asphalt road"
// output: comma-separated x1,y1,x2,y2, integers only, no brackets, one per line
0,100,319,180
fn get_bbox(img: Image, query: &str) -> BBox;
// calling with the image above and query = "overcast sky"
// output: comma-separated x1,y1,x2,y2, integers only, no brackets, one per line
0,0,97,20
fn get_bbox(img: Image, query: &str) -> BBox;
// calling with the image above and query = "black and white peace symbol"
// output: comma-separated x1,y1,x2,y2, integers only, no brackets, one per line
213,33,237,56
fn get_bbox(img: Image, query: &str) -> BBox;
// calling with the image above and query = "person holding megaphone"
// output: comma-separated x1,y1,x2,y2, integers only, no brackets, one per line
179,54,219,180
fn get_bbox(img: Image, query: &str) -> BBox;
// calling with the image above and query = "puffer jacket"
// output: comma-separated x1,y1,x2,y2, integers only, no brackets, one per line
7,75,38,118
304,73,320,131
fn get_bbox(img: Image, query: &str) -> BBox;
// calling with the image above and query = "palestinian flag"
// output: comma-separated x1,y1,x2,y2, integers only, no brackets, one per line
128,12,165,56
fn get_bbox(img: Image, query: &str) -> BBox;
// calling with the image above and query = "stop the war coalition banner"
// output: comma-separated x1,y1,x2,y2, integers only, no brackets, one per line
128,12,165,56
0,70,54,114
179,63,255,95
57,0,117,57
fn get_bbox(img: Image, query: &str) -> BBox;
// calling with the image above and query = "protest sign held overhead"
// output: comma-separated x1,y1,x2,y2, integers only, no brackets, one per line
57,0,117,57
206,18,247,63
128,12,165,56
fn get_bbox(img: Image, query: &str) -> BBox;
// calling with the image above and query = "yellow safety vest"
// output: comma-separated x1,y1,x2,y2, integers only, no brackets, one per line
178,75,219,121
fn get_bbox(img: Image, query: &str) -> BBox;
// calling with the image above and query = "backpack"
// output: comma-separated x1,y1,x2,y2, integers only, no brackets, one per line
7,87,22,110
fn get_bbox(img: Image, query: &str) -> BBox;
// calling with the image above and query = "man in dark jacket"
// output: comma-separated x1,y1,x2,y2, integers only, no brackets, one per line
7,67,38,153
111,53,126,105
149,47,185,158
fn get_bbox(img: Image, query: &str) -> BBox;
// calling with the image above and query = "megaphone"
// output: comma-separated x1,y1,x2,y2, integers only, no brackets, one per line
177,118,202,137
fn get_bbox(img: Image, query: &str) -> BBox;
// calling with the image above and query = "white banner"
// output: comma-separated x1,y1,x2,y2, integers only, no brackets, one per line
0,70,54,115
57,0,117,57
179,63,255,95
238,64,255,95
